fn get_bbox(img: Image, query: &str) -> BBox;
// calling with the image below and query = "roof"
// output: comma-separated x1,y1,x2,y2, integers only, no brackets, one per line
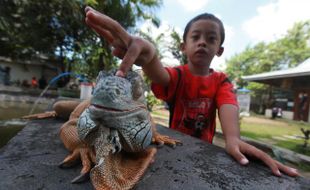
242,58,310,81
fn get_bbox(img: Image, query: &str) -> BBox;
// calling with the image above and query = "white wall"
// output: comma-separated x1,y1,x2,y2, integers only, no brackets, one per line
265,109,294,120
0,62,52,83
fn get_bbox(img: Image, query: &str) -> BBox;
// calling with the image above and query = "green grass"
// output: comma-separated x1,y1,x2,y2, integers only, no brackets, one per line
240,131,272,139
276,140,310,156
151,109,170,119
240,117,310,156
152,108,310,157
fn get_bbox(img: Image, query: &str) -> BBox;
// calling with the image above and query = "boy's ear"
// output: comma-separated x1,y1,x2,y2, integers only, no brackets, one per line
216,47,224,56
180,42,185,52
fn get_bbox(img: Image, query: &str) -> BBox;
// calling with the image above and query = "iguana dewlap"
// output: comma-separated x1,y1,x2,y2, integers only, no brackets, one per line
77,70,158,189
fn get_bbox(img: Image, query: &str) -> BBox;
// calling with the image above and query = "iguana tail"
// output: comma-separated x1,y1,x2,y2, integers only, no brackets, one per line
22,111,57,119
22,100,84,120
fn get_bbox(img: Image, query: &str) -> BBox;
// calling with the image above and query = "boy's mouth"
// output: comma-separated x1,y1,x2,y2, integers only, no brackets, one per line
195,49,208,56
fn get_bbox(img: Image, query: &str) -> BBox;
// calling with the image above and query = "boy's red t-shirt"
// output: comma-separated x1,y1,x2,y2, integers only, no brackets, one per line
151,64,238,143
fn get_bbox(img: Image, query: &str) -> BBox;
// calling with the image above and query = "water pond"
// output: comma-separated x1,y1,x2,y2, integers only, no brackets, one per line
0,101,48,148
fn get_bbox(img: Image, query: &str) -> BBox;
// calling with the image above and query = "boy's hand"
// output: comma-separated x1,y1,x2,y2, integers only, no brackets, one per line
84,6,156,77
225,138,299,177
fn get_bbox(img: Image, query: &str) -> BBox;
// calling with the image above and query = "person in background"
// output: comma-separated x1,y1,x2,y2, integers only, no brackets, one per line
0,67,11,86
39,75,48,89
31,76,38,88
298,92,308,121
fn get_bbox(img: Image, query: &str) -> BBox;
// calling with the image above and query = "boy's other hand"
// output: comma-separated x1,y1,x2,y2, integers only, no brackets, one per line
84,6,156,77
225,138,299,177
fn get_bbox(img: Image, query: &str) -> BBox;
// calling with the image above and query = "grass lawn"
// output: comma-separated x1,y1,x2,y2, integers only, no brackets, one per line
239,115,310,157
153,108,310,157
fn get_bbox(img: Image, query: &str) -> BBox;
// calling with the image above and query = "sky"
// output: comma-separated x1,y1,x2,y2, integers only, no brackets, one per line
140,0,310,70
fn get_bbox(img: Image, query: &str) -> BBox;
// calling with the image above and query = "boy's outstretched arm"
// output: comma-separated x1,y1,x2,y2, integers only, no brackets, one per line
219,104,299,177
84,6,170,86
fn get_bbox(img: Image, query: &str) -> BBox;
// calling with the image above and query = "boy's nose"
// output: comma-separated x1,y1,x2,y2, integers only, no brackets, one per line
197,36,207,46
198,39,207,47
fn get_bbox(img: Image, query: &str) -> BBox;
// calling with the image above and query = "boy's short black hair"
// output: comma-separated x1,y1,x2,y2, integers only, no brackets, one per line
183,13,225,46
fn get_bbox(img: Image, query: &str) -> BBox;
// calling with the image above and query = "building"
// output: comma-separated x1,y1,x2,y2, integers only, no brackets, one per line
243,58,310,122
0,56,60,86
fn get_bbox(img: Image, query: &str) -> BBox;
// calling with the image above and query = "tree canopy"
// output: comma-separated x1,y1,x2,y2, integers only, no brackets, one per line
225,20,310,113
225,20,310,89
0,0,162,78
0,1,86,57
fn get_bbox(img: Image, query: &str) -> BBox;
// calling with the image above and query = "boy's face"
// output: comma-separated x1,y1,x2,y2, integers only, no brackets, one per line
181,19,223,69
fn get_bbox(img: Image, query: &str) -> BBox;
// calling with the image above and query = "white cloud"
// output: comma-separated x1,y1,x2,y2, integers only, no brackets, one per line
211,23,235,71
243,0,310,43
140,20,172,38
175,0,210,12
140,20,183,67
222,23,234,48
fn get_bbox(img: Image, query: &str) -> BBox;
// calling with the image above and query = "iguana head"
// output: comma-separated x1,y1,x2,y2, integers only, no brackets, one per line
78,70,152,153
89,70,147,121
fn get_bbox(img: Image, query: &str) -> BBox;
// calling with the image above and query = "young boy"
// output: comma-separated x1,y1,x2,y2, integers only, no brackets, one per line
84,6,299,177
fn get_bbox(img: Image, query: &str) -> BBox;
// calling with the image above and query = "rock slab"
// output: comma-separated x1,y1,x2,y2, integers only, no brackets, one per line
0,119,309,190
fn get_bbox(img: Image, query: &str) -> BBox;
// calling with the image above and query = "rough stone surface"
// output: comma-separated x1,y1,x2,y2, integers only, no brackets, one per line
0,119,309,190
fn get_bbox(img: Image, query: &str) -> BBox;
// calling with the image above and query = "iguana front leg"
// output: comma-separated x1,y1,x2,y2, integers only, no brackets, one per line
59,144,96,183
151,119,182,148
59,118,96,183
46,100,95,183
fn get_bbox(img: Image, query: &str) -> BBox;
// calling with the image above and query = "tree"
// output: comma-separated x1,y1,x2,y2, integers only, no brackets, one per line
225,20,310,113
72,0,163,78
226,20,310,89
168,28,186,65
0,0,90,75
0,0,162,79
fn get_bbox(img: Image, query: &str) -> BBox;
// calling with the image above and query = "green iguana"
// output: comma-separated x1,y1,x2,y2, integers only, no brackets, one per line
23,70,180,190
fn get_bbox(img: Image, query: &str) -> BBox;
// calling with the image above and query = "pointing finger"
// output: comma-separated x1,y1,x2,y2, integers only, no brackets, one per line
112,48,126,59
85,6,93,13
85,18,114,43
85,10,130,46
117,42,141,76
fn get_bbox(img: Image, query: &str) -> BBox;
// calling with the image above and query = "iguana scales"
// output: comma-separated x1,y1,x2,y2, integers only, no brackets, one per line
23,70,180,190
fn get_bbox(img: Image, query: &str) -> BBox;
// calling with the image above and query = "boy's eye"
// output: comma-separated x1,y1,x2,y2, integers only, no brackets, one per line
208,36,217,43
191,35,199,40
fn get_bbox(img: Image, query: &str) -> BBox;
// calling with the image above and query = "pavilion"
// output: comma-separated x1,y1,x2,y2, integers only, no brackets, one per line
242,58,310,122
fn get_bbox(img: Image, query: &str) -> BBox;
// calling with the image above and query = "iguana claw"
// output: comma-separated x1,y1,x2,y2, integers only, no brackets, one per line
58,148,80,168
58,144,95,183
152,132,182,148
71,172,90,183
58,160,80,168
